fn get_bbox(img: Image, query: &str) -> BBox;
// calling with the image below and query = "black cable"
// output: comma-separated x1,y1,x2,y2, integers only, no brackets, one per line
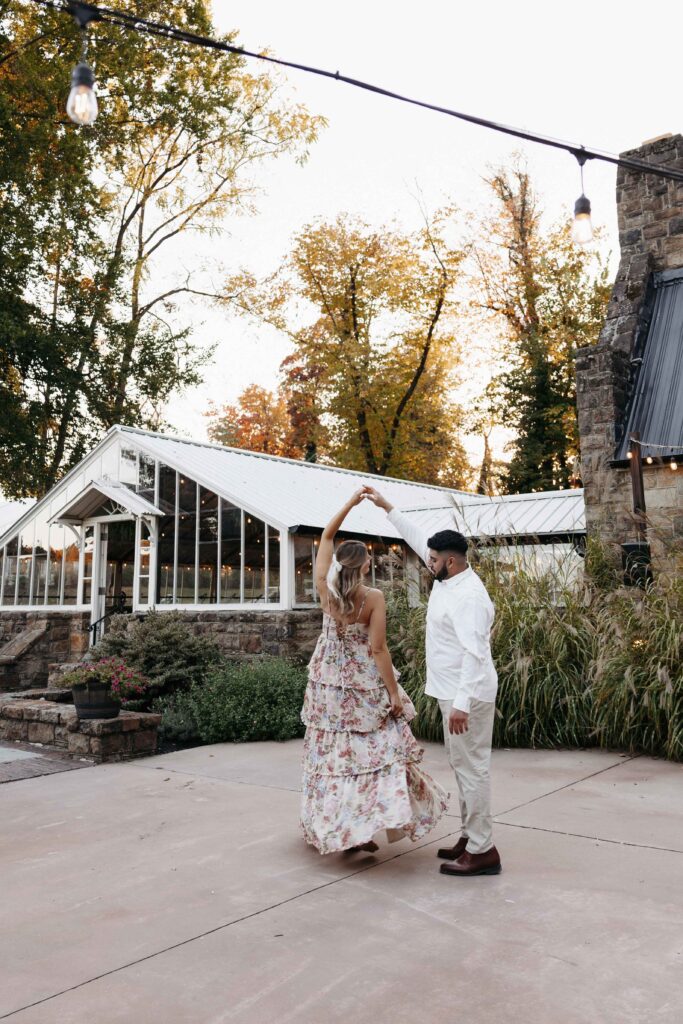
24,0,683,186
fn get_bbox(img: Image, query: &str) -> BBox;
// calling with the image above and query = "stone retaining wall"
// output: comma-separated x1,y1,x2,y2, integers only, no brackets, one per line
123,609,324,662
0,692,160,763
0,612,90,691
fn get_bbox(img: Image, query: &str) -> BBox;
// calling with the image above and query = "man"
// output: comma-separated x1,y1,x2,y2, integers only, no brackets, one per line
362,486,501,877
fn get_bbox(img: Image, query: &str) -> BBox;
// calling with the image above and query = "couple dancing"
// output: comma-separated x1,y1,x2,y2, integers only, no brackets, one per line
300,487,502,877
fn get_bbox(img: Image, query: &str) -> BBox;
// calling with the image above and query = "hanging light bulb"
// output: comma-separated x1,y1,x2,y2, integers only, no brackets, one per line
66,4,100,126
646,456,653,465
66,61,98,125
571,150,593,245
671,460,678,471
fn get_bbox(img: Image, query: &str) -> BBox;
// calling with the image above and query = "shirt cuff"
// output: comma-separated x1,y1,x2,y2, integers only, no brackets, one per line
452,696,471,714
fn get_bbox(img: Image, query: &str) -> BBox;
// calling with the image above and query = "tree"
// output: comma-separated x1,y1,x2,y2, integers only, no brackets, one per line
0,1,322,497
228,213,470,488
206,384,302,457
469,161,610,493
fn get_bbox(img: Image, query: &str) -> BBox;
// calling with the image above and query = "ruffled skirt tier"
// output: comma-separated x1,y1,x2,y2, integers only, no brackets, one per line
300,629,448,855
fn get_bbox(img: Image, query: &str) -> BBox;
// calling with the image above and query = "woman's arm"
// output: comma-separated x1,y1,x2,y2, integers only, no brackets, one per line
314,489,367,591
367,591,403,716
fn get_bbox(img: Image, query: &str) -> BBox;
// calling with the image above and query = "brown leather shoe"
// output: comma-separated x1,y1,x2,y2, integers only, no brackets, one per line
437,836,469,861
440,846,502,876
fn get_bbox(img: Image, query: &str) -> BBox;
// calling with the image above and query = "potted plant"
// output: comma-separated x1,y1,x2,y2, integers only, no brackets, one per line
62,658,150,720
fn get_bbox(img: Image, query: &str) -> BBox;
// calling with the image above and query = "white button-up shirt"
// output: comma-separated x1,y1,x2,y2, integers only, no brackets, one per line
388,508,498,713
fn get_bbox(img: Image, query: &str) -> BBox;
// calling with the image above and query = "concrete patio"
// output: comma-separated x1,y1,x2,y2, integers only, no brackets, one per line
0,740,681,1023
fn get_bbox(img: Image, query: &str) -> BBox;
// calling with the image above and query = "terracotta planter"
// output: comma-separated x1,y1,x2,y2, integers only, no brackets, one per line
72,679,120,720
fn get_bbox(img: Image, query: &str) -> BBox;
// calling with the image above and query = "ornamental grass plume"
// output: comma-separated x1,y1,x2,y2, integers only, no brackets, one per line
384,536,682,761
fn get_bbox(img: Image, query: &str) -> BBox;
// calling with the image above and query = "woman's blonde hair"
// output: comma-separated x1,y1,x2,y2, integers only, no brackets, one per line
325,539,369,616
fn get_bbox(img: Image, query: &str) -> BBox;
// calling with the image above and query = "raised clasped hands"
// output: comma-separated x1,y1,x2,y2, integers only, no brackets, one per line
360,485,390,511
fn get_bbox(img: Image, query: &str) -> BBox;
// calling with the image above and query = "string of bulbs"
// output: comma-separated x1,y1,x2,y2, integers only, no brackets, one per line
627,439,679,472
22,0,683,247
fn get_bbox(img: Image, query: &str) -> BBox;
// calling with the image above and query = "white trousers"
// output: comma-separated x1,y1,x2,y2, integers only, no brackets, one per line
438,698,495,854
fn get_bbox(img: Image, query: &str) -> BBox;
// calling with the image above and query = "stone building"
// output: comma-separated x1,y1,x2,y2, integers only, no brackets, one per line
0,425,585,688
575,134,683,558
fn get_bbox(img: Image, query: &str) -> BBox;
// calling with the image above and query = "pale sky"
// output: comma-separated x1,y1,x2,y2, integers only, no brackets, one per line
161,0,681,469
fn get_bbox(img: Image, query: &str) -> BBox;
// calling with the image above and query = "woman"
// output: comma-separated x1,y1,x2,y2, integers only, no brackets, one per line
300,489,448,855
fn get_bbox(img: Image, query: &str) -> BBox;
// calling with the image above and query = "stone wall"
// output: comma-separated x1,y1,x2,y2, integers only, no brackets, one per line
0,608,324,690
0,611,90,691
154,609,324,662
0,693,160,762
575,134,683,557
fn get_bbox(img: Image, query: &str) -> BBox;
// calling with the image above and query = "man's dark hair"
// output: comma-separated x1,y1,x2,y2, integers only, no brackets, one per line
427,529,468,557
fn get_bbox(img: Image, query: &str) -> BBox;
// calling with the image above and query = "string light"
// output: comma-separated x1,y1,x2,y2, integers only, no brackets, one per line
571,150,593,245
628,438,681,470
26,0,683,197
65,3,99,126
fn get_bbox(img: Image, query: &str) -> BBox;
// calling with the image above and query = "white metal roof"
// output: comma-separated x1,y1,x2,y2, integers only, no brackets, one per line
50,479,163,523
118,427,585,540
0,426,586,546
398,489,586,539
116,427,477,539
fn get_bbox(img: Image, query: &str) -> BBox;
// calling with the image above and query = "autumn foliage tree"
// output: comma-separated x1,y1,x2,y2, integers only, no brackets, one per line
469,161,610,493
206,384,303,457
0,1,322,497
226,214,469,487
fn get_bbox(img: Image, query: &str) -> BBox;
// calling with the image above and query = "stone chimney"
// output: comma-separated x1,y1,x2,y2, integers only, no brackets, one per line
575,133,683,552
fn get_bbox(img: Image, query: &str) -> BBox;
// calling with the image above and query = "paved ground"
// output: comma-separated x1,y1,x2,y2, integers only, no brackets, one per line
0,740,681,1023
0,741,93,784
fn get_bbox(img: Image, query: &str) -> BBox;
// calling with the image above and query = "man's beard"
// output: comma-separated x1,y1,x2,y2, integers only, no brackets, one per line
434,565,449,582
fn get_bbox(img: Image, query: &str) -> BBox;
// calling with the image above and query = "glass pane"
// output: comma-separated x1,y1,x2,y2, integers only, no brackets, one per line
47,526,65,605
175,476,197,604
138,454,156,503
243,514,265,602
30,517,50,605
156,466,176,603
104,521,135,611
267,528,280,603
120,447,137,489
294,535,316,604
137,522,151,607
372,541,404,586
220,502,241,603
17,527,34,605
62,532,80,605
198,488,218,603
1,537,18,605
82,526,94,605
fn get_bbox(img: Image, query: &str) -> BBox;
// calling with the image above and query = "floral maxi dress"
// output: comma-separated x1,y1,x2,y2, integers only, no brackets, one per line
300,612,449,854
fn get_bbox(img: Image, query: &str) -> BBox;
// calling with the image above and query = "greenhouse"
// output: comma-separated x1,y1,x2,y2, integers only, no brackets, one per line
0,425,586,639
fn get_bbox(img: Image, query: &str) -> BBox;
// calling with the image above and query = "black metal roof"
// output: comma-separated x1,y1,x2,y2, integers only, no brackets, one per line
614,267,683,462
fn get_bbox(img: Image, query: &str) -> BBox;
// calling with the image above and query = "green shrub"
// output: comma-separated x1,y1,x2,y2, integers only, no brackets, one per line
155,658,308,745
153,690,203,746
97,611,222,699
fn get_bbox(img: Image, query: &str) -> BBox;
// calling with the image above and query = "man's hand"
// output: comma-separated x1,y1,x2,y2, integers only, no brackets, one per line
448,708,469,734
361,486,393,512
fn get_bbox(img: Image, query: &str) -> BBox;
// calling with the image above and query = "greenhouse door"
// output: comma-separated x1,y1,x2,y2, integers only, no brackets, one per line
90,520,136,642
